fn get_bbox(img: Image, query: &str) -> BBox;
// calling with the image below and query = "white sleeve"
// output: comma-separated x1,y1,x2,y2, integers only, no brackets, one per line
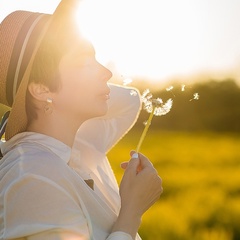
3,174,90,240
106,231,133,240
75,84,141,153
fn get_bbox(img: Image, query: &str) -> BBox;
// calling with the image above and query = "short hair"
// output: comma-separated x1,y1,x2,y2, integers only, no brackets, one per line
25,27,80,124
26,37,63,124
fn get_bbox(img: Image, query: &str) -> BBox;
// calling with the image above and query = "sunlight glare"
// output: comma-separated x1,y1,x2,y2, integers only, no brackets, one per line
75,0,239,82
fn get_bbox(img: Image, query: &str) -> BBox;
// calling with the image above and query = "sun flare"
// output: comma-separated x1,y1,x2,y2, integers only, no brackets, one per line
1,0,240,82
76,0,206,80
75,0,240,82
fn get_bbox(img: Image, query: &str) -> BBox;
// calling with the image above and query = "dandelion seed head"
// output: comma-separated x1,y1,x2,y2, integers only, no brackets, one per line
136,84,198,151
144,101,153,113
146,94,153,100
141,89,173,116
156,98,163,104
142,89,150,98
154,98,173,116
141,89,153,106
152,98,163,106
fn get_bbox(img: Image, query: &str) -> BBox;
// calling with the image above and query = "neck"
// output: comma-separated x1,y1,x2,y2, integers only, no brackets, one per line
27,112,84,147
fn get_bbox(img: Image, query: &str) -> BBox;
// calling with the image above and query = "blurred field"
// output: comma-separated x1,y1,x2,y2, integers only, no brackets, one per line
1,79,240,239
107,129,240,240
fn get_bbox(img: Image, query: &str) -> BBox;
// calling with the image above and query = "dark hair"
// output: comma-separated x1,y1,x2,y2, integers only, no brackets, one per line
25,23,80,124
26,37,63,124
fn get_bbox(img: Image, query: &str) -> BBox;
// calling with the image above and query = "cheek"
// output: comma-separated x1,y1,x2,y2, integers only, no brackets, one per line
54,80,94,111
56,66,103,115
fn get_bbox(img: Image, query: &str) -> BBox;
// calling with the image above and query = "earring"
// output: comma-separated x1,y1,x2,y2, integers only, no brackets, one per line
46,98,53,104
44,98,53,114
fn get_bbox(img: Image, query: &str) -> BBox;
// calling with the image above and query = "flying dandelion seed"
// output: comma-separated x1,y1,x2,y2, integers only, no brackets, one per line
166,85,175,97
123,78,133,86
134,84,199,153
130,90,138,96
143,121,148,126
181,84,186,91
190,92,200,101
193,93,199,100
166,86,174,91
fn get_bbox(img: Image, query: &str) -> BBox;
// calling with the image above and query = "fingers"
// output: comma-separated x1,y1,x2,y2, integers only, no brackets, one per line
119,152,163,218
130,151,153,167
121,153,140,172
130,150,137,157
130,151,154,172
121,151,139,170
131,153,139,159
123,151,156,176
127,157,140,173
120,153,140,170
120,162,128,170
128,151,156,175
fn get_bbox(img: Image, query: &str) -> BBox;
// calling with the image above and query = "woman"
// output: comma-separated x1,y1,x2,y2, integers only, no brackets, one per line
0,0,163,239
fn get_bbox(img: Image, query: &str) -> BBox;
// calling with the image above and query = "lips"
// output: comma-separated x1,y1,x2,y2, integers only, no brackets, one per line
105,93,110,100
104,86,110,97
104,92,110,100
99,89,110,100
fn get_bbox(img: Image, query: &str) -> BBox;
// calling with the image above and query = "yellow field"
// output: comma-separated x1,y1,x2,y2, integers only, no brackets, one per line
107,130,240,240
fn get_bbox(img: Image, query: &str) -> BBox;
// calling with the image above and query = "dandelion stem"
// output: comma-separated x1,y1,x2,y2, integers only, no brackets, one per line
136,106,156,152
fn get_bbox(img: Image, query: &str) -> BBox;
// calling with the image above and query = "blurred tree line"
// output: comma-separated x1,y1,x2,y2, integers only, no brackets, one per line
1,78,240,132
135,79,240,132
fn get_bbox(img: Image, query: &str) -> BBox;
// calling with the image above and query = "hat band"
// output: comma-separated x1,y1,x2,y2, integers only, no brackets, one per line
6,13,50,106
0,111,10,140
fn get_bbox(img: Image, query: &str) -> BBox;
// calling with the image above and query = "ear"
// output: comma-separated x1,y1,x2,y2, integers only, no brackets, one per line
28,82,51,102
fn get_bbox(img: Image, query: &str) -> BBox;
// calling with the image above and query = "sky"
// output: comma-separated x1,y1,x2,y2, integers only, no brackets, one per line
1,0,240,84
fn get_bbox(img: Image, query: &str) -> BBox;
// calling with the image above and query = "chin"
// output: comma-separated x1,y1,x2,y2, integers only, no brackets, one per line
96,108,108,117
97,103,109,116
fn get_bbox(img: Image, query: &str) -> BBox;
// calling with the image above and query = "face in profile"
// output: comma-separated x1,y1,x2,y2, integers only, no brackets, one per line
52,38,113,122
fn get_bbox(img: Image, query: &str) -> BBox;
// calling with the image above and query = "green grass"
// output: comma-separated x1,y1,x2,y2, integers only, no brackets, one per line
107,130,240,240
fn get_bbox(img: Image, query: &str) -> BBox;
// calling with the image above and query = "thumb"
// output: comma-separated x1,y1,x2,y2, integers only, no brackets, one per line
130,150,138,158
127,156,141,174
121,151,139,170
138,153,153,169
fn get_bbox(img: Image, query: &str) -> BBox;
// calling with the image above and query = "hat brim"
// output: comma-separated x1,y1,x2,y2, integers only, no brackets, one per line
5,32,45,140
5,0,80,140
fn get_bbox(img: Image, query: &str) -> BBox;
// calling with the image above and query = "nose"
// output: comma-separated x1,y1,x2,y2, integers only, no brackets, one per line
100,64,112,82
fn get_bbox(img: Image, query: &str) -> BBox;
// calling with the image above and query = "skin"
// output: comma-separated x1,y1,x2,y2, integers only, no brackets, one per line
26,38,163,239
27,39,111,147
115,151,163,238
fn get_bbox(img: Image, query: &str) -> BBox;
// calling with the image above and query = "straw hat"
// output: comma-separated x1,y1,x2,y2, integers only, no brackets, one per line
0,0,80,140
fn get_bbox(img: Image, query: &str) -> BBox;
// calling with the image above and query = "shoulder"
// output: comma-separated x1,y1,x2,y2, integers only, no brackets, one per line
0,141,73,191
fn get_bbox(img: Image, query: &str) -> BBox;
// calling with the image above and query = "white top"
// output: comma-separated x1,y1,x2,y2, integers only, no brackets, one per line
0,84,142,240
